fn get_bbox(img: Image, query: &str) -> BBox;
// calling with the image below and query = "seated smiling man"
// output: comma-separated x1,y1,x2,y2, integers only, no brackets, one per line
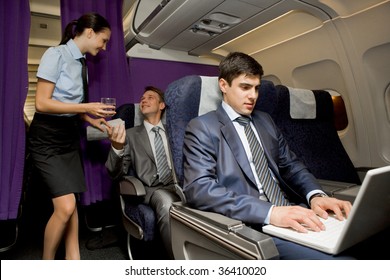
105,86,181,259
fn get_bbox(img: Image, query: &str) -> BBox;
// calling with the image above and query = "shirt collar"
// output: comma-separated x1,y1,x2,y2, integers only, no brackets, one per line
67,39,84,60
144,120,164,133
222,101,252,122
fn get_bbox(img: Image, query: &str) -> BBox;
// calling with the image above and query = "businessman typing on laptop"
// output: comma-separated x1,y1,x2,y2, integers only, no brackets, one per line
182,52,360,259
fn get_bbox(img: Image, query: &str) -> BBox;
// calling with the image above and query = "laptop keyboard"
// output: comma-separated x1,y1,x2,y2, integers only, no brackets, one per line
302,215,347,244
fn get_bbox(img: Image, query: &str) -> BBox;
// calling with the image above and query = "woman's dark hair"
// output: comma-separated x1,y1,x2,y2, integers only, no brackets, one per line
60,13,111,45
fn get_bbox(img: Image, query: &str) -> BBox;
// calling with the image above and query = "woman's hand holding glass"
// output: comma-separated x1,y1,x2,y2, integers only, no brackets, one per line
100,97,116,118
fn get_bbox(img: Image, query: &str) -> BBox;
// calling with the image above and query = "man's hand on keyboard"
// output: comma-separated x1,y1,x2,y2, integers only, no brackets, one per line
270,205,326,233
310,196,352,221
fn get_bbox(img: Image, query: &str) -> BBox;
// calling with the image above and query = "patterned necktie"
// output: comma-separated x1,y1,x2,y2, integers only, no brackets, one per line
79,57,88,102
152,126,172,185
236,116,289,206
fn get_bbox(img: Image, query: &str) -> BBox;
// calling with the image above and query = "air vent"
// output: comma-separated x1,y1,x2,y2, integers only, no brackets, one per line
191,12,241,36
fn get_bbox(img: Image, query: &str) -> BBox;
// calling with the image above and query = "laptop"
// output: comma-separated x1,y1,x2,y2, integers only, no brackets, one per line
263,165,390,254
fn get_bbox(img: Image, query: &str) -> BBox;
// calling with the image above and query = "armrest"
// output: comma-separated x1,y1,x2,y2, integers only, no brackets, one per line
119,176,146,196
317,179,357,196
172,201,241,230
170,202,279,260
317,178,361,203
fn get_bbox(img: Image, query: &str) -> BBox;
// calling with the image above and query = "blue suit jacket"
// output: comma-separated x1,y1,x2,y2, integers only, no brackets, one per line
183,105,322,225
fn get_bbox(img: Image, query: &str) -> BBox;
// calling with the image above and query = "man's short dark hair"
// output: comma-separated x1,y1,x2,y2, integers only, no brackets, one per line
145,86,165,103
218,52,264,85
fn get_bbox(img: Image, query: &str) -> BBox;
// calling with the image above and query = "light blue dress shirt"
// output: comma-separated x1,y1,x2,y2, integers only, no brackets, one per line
37,39,85,116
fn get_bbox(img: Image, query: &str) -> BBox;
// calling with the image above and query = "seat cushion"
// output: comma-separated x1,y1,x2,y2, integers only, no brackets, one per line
124,202,156,241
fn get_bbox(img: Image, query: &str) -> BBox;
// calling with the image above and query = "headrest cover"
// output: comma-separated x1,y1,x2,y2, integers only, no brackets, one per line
288,86,316,119
199,76,221,116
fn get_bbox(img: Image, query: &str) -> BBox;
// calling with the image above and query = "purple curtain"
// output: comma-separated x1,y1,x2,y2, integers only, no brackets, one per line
0,0,30,220
60,0,132,205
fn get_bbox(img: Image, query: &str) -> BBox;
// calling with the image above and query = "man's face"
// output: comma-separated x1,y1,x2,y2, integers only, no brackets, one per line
140,90,164,116
219,74,260,116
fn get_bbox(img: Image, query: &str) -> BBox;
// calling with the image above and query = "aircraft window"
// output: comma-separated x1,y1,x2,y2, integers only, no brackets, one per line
328,90,349,131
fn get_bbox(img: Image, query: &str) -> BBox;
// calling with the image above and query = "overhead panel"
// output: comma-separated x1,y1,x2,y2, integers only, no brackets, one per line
190,0,333,57
165,0,264,51
134,0,225,49
213,10,323,56
131,0,339,56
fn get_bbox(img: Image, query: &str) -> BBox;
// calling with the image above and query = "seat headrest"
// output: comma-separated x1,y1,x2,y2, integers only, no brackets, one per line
255,80,278,116
275,85,334,121
198,76,221,115
287,86,316,119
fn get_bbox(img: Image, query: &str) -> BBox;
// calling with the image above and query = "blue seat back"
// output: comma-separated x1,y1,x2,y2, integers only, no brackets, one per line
165,76,221,185
257,84,361,184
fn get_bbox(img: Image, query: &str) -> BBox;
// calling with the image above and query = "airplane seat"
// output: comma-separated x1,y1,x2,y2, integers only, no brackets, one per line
165,75,279,260
262,85,362,198
110,103,159,260
166,75,220,186
255,79,279,118
114,103,137,129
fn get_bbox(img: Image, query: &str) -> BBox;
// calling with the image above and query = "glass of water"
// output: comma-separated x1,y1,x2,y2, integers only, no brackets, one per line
101,97,116,112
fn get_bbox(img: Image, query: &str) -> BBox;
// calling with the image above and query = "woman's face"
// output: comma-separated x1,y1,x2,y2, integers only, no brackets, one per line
87,28,111,56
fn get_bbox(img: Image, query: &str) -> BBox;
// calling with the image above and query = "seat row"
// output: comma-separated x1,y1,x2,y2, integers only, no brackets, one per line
112,75,362,259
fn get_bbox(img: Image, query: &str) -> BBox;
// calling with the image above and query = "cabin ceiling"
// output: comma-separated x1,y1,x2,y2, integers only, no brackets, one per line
28,0,386,62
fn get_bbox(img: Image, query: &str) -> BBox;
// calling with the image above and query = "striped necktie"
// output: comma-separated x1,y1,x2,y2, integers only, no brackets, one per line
152,126,172,185
79,57,88,102
236,116,289,206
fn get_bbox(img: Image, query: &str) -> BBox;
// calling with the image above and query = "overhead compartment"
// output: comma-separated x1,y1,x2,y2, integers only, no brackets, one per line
129,0,282,52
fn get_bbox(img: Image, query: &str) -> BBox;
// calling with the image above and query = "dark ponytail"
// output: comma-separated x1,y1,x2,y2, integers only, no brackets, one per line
59,13,111,45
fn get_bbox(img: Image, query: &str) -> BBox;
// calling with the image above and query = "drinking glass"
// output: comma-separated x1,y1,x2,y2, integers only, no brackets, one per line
101,97,116,112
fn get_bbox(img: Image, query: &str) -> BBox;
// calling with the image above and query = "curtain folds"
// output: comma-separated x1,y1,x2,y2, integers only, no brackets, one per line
60,0,132,205
0,0,30,220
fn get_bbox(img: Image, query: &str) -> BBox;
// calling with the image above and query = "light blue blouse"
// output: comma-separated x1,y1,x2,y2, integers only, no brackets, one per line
37,39,86,114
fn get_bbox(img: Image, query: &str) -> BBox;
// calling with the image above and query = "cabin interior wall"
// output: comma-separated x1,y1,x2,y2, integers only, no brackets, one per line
250,1,390,168
251,21,362,166
334,1,390,167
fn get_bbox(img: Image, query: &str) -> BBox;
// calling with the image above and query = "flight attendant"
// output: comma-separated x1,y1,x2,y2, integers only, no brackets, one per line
28,13,114,259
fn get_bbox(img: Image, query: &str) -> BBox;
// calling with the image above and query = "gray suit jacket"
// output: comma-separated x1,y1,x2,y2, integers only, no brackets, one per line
105,124,175,202
183,105,322,225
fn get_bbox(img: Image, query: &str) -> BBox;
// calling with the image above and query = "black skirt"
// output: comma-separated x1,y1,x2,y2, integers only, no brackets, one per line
28,113,86,197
